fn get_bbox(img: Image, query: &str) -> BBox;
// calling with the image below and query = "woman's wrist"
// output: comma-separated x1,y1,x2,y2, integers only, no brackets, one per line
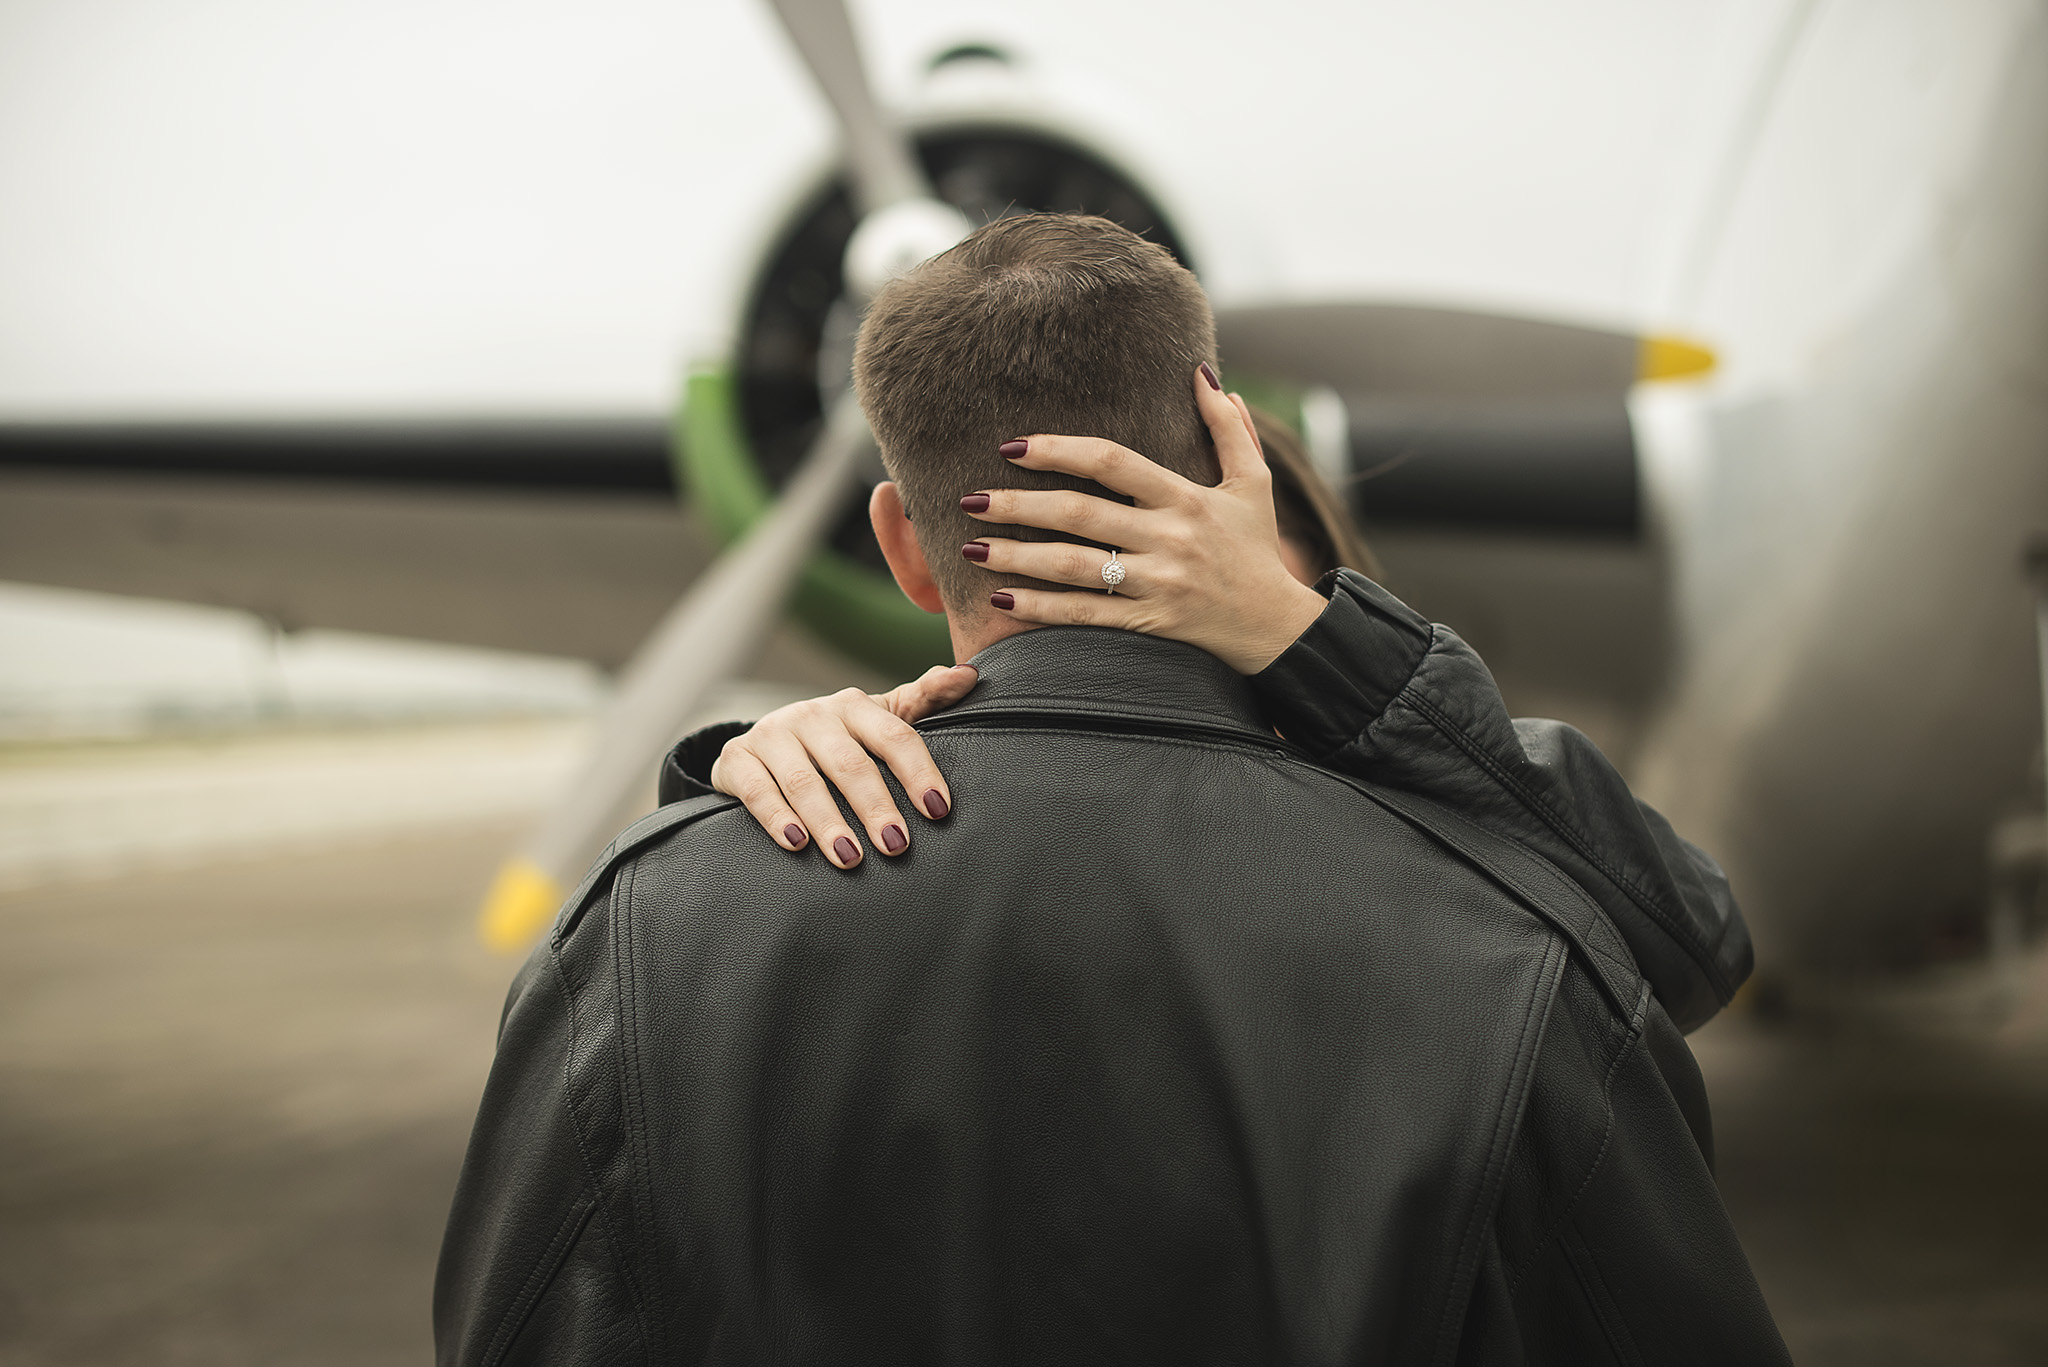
1249,569,1433,755
1219,577,1330,674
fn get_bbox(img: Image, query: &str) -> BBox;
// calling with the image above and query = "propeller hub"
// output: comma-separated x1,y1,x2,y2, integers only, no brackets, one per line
842,198,974,301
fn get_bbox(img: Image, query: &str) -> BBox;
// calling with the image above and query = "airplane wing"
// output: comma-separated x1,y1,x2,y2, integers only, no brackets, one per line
0,420,701,667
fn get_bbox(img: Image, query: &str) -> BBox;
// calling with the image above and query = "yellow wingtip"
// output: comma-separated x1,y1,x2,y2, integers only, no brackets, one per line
1638,335,1718,382
478,859,566,953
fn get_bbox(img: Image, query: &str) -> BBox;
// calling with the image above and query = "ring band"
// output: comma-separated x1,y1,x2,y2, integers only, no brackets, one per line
1101,550,1126,594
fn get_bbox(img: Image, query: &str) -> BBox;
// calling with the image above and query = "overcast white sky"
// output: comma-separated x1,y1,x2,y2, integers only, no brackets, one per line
0,0,1789,418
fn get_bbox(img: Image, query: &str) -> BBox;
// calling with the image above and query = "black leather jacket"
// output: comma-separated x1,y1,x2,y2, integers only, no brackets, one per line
661,572,1754,1035
437,577,1786,1365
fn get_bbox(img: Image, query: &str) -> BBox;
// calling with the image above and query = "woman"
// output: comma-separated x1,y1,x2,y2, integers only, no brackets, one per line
660,368,1749,1032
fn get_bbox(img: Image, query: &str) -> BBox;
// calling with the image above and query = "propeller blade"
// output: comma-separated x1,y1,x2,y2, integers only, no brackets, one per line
1215,302,1715,537
764,0,930,213
476,392,875,950
1215,302,1648,399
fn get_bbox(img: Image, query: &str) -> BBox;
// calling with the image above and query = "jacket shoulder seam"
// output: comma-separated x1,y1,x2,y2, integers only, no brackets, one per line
1397,669,1701,965
610,856,670,1357
1345,778,1642,1020
478,1194,597,1367
545,937,659,1359
1504,981,1649,1298
553,794,736,944
1402,669,1722,991
1560,1221,1647,1366
926,709,1640,997
1391,668,1732,1002
1434,929,1568,1367
918,723,1295,767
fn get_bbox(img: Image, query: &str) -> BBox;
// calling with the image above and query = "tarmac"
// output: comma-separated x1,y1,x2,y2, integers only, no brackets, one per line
1,723,2044,1365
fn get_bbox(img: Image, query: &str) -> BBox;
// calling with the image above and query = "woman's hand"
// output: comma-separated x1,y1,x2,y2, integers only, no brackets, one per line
709,664,977,869
963,365,1328,674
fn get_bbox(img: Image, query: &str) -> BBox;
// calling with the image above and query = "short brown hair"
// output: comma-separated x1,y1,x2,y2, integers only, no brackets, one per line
853,213,1218,613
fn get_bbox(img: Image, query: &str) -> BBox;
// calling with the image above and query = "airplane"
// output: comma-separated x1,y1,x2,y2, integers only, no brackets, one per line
0,0,2041,997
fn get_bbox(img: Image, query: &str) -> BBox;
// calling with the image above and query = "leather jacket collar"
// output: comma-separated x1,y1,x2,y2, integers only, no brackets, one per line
922,626,1290,752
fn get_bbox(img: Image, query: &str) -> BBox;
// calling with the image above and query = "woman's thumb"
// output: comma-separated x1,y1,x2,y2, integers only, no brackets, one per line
883,664,979,722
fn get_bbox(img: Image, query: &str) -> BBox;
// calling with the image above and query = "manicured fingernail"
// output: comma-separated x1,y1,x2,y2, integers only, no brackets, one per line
990,591,1015,610
881,824,906,854
999,439,1028,460
784,824,807,849
961,540,990,562
833,836,859,866
1199,361,1222,391
960,493,991,513
922,788,949,819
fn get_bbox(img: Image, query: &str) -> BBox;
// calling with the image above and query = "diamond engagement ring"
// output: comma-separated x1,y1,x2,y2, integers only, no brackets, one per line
1101,550,1126,593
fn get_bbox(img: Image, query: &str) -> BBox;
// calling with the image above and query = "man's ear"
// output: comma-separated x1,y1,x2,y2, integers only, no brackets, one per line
870,481,946,615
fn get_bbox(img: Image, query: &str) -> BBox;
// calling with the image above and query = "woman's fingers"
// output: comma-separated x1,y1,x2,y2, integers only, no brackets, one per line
709,745,811,853
838,686,956,823
997,433,1196,505
745,725,876,870
968,365,1262,553
1195,367,1267,483
1227,390,1263,457
878,663,977,724
792,705,921,859
710,678,966,862
989,584,1146,629
967,537,1152,594
961,486,1150,546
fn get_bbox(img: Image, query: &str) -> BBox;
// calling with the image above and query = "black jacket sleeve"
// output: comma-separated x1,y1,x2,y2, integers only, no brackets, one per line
656,720,751,806
1250,569,1753,1033
434,906,651,1367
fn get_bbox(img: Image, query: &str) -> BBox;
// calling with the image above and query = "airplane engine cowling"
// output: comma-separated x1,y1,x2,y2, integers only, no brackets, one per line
678,126,1191,675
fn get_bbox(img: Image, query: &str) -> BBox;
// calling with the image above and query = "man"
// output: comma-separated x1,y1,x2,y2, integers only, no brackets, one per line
436,215,1788,1364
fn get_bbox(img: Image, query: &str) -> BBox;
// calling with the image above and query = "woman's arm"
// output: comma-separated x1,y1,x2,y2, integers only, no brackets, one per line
1248,569,1751,1032
968,369,1751,1030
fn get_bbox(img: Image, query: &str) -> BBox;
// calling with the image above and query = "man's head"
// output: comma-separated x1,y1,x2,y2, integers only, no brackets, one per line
853,213,1218,639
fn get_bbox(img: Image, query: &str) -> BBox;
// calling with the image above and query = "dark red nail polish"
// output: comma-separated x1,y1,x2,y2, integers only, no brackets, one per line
999,439,1028,460
961,493,991,514
834,836,859,866
784,824,807,849
1199,361,1222,391
922,788,949,819
881,824,906,854
990,591,1015,610
961,540,990,562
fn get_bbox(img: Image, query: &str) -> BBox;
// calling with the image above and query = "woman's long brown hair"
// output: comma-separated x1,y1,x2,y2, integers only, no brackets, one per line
1247,404,1384,583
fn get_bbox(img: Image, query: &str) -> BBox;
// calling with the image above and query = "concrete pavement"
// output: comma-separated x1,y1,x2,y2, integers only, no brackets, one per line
2,736,2044,1363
